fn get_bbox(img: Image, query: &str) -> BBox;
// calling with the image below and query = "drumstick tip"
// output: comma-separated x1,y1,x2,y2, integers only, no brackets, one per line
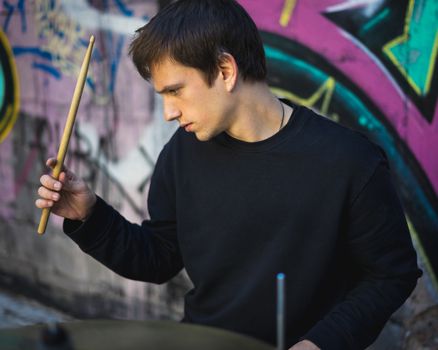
89,35,95,44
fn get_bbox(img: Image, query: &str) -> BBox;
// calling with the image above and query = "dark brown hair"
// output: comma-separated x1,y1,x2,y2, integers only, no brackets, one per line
129,0,267,86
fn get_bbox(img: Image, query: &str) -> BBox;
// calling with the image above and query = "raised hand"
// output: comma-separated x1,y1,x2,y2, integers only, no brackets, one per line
35,158,97,221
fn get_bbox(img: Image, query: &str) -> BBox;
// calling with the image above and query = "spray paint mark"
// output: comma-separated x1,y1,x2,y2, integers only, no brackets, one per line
0,30,20,143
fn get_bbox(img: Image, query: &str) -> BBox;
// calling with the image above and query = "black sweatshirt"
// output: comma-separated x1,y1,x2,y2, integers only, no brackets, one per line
64,103,421,349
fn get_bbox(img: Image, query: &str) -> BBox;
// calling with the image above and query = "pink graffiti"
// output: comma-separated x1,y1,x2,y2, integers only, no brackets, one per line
14,147,39,196
239,0,438,196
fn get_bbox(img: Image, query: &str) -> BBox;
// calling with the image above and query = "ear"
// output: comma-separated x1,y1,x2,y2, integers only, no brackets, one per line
218,53,238,92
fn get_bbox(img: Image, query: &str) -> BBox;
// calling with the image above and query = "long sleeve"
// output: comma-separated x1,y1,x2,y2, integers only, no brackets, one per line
304,160,422,349
64,144,183,284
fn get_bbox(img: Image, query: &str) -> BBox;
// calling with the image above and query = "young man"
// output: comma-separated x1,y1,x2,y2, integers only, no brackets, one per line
36,0,421,349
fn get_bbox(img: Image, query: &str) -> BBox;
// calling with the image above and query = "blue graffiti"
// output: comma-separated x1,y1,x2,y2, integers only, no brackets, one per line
101,0,134,16
2,0,27,33
13,45,98,89
2,1,14,32
109,36,124,93
86,77,95,91
32,62,61,79
11,0,134,94
18,0,26,32
13,47,53,60
113,0,134,17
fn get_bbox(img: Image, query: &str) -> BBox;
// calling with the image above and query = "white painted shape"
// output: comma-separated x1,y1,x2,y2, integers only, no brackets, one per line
104,146,154,187
326,0,384,16
75,96,177,221
60,0,148,35
138,94,178,163
76,122,100,160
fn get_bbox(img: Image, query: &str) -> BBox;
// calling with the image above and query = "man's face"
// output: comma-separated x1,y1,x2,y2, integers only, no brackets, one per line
151,57,234,141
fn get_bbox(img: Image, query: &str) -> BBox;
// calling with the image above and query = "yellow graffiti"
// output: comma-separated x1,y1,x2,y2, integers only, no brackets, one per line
34,0,96,82
427,32,438,95
271,77,336,116
0,30,20,143
407,217,438,292
383,0,438,96
279,0,298,27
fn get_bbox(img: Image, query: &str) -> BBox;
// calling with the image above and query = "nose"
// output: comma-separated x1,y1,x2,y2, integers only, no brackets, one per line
163,100,181,122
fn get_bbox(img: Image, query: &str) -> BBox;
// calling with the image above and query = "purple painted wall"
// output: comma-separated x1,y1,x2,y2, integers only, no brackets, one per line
240,0,438,195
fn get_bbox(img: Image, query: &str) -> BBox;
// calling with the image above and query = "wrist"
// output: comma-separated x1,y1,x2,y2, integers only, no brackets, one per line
81,194,97,221
289,340,320,350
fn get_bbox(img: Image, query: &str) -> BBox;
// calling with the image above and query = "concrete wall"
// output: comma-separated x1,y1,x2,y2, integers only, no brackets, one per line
1,0,437,347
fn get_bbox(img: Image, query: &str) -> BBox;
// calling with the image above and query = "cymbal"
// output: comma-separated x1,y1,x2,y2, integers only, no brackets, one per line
0,319,275,350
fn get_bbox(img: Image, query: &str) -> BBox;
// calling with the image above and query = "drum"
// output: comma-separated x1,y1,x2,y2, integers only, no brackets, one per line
0,319,275,350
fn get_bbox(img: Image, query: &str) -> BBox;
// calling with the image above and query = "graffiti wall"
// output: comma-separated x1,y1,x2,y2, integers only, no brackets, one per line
1,0,174,222
239,0,438,288
0,0,185,320
0,0,437,345
239,1,438,344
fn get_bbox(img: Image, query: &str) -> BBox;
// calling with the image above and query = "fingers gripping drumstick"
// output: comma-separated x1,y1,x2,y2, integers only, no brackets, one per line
37,35,95,235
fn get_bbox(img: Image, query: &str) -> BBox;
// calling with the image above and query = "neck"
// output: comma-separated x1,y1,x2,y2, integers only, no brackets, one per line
225,82,291,142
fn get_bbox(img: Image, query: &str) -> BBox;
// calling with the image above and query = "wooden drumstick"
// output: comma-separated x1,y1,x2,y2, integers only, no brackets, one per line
37,35,95,235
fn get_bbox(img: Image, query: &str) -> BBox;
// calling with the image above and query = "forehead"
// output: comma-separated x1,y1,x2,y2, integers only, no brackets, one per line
150,57,205,90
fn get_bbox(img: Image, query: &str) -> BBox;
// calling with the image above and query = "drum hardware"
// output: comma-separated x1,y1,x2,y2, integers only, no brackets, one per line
277,272,286,350
0,320,274,350
38,323,74,350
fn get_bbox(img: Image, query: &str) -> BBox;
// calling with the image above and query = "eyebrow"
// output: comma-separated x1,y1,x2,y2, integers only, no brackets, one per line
155,84,183,95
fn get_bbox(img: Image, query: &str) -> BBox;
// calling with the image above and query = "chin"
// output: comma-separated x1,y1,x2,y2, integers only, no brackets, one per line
194,133,211,142
194,129,216,142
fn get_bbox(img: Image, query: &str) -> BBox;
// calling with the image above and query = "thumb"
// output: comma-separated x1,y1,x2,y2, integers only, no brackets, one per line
58,169,83,192
46,157,69,175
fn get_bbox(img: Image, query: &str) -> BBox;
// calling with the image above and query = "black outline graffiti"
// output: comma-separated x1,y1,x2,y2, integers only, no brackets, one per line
0,29,20,143
261,30,438,284
324,0,438,123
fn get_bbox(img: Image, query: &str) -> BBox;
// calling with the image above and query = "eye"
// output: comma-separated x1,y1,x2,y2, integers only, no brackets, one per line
169,88,179,96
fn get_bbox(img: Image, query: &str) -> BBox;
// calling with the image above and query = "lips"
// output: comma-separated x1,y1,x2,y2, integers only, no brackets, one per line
181,122,193,132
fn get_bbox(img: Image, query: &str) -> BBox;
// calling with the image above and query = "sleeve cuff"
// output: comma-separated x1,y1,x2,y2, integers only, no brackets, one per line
63,195,115,251
303,320,351,350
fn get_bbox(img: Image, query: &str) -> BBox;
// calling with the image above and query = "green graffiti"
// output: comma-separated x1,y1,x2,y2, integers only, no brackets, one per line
0,63,5,107
360,8,391,35
384,0,438,96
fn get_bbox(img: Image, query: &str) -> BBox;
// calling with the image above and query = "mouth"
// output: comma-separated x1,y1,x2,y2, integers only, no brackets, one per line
180,122,193,132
